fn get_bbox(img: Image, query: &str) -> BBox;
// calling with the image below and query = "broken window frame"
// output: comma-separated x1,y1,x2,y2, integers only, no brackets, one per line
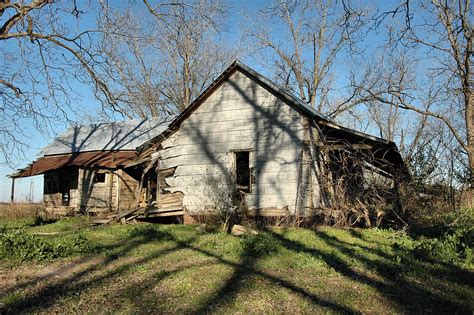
94,171,106,184
233,149,252,193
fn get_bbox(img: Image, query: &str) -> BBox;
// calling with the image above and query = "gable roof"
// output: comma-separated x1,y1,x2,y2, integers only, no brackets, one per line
169,60,331,129
168,61,396,144
145,60,406,175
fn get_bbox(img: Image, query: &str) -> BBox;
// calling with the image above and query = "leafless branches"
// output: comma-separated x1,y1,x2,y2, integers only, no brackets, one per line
0,1,117,165
0,0,237,166
248,0,367,116
370,0,473,192
100,0,238,118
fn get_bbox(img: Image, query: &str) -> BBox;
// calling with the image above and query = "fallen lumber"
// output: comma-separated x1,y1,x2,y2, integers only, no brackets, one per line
31,232,59,236
115,207,141,221
91,219,112,225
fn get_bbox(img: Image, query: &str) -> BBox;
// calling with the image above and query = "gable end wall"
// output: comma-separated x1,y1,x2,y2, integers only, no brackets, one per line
158,70,320,214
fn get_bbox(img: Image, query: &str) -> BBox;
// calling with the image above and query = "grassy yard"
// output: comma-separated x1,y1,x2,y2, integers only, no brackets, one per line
0,216,473,314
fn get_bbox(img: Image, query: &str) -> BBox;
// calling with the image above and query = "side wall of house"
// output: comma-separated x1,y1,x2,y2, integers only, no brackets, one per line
78,168,137,211
116,169,139,209
43,167,79,216
158,70,319,214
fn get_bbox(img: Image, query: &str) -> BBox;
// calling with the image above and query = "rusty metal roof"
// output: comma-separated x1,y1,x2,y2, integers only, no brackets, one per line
11,151,137,178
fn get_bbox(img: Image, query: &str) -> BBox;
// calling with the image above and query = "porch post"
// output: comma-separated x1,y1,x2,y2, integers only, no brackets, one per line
10,177,15,203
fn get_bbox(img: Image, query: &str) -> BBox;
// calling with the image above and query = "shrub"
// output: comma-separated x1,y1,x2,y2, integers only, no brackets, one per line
0,228,56,261
408,226,472,266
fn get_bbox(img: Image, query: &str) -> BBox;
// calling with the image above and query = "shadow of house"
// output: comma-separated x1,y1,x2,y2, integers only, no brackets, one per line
129,61,406,223
10,117,174,216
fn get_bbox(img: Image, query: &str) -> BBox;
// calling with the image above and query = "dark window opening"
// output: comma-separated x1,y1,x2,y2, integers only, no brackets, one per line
235,151,251,193
95,172,106,183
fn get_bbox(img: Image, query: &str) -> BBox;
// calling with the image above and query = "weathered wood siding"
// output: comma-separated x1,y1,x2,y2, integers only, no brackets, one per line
80,169,109,208
116,169,138,209
158,70,317,214
78,169,137,210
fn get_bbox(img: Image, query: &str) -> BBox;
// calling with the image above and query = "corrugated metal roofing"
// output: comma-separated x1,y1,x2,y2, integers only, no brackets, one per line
40,116,175,156
12,151,137,178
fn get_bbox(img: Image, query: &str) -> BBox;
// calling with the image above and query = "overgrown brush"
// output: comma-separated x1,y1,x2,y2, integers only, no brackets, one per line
411,230,472,266
0,227,95,261
392,209,474,267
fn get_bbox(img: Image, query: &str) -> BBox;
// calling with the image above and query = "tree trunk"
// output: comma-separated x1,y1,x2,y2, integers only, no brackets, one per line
466,89,474,204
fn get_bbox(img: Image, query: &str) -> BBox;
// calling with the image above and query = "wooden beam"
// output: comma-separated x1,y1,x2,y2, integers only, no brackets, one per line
116,169,122,211
146,174,151,207
156,159,160,205
107,171,114,210
323,143,374,151
143,210,184,217
76,168,84,212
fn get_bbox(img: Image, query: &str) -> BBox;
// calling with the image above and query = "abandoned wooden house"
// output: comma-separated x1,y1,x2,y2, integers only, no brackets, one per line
129,61,405,222
10,118,174,216
11,61,405,222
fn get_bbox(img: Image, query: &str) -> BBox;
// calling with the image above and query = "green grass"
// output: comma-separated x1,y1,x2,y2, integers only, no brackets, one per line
0,217,472,314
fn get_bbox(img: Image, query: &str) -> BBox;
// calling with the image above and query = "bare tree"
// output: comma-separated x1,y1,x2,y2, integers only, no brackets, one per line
101,0,238,118
373,0,473,194
0,1,235,166
247,0,367,116
0,1,118,165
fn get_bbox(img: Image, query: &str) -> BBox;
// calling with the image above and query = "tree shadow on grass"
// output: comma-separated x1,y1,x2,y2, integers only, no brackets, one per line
1,227,189,313
266,228,473,313
347,228,474,287
2,225,472,314
1,226,357,314
169,234,357,314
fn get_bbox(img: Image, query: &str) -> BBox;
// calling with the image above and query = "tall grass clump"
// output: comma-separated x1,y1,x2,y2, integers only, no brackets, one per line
0,203,44,220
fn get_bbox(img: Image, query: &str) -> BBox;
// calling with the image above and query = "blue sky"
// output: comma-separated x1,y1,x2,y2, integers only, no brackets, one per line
0,0,418,202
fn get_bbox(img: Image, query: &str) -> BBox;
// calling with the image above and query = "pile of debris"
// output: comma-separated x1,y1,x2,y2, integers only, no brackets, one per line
90,207,145,225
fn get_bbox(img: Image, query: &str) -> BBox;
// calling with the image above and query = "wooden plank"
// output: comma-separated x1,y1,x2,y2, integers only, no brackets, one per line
142,210,184,218
116,169,122,210
116,207,141,220
107,171,114,210
125,213,141,221
155,159,160,205
146,206,183,214
157,191,183,208
77,168,84,211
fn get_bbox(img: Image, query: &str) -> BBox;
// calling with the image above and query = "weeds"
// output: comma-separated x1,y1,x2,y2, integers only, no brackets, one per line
241,234,280,257
0,228,95,261
0,219,472,314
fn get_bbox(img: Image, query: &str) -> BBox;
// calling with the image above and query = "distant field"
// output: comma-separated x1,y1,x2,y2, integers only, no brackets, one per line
0,203,44,220
0,217,473,314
